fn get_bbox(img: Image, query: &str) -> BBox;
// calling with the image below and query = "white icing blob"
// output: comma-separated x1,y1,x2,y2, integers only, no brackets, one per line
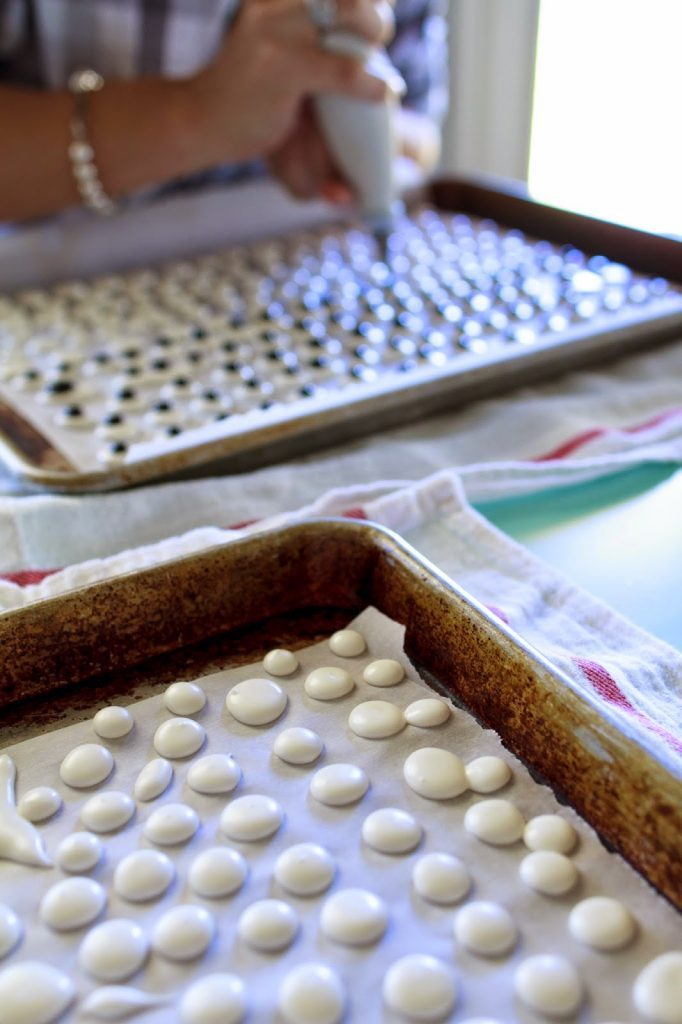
454,901,517,957
113,849,175,902
274,843,336,896
412,852,471,905
153,717,205,759
383,953,457,1022
238,898,299,952
188,847,248,898
187,754,241,795
0,756,52,867
220,794,283,841
404,698,450,728
133,758,173,802
320,888,388,946
348,700,405,739
279,962,345,1024
180,973,248,1024
273,727,324,765
263,648,299,676
309,763,369,806
633,952,682,1024
362,807,422,854
329,629,366,657
79,919,149,982
80,986,165,1021
465,756,511,794
59,744,114,788
152,904,216,961
519,851,578,896
81,790,135,833
0,961,75,1024
514,955,583,1018
0,904,22,959
93,706,134,740
164,681,206,716
464,799,525,845
568,896,636,950
39,876,106,931
55,831,103,873
523,814,577,854
403,747,467,800
304,667,355,701
143,803,200,845
363,658,404,687
18,786,62,823
225,677,287,726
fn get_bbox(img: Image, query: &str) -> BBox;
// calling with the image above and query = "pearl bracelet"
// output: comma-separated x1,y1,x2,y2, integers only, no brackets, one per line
67,68,117,216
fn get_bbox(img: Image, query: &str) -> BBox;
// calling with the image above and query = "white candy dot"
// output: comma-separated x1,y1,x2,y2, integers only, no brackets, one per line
329,629,366,657
464,799,524,845
238,899,299,952
348,700,405,739
114,849,175,902
226,677,287,726
55,832,103,873
633,952,682,1024
514,955,583,1018
39,877,106,931
310,763,369,806
189,847,248,899
18,786,62,823
412,852,471,905
0,904,22,959
383,954,457,1022
465,756,511,794
568,897,636,950
93,706,134,740
362,808,422,854
153,717,205,759
263,649,299,676
363,658,404,687
143,803,200,846
273,727,324,765
454,901,516,956
164,681,206,716
180,974,248,1024
133,758,173,802
403,747,467,800
304,667,355,700
404,698,450,727
220,794,283,841
79,919,149,982
187,754,241,795
0,962,75,1024
275,843,336,896
519,850,578,896
279,963,344,1024
152,905,215,961
80,791,135,833
60,743,114,788
320,889,388,946
523,815,577,854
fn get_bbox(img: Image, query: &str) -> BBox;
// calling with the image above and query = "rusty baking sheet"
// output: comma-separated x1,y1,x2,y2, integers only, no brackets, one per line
0,518,679,910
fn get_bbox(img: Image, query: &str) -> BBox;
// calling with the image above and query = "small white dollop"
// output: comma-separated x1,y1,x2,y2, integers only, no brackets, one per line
188,847,248,899
220,794,283,841
263,648,299,676
519,851,578,896
164,681,206,716
465,756,511,794
0,904,22,959
93,706,134,740
329,629,366,657
17,786,62,823
187,754,241,795
412,852,471,905
80,986,165,1021
113,849,175,902
180,973,248,1024
362,808,422,854
39,876,106,931
404,698,451,728
403,748,467,800
304,666,355,701
568,897,636,950
273,727,324,765
152,904,215,961
60,743,114,788
464,799,524,845
225,677,287,726
363,658,405,687
238,899,299,952
79,919,149,982
633,952,682,1024
133,758,173,802
153,717,205,759
348,700,405,739
274,843,336,896
310,763,369,806
0,961,75,1024
55,831,103,873
523,814,577,854
514,955,583,1018
143,803,200,845
279,962,344,1024
383,954,457,1022
454,901,517,957
320,888,388,946
81,791,135,833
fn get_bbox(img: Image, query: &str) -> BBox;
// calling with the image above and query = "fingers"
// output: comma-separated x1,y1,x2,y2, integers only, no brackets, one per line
333,0,396,46
269,104,351,201
292,45,388,100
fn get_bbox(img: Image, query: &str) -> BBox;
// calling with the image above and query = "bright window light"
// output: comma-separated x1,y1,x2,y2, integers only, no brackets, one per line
528,0,682,238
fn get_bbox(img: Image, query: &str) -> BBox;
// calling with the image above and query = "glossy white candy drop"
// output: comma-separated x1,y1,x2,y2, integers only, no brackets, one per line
143,803,200,845
404,698,450,727
464,799,524,845
633,952,682,1024
55,831,103,872
568,897,636,950
40,876,106,931
273,727,324,765
263,648,299,676
80,986,165,1021
274,843,336,896
519,851,578,896
93,706,134,740
180,973,248,1024
304,667,354,700
0,755,52,867
238,898,299,952
383,954,457,1022
412,852,471,905
514,955,583,1017
348,700,405,739
403,748,467,800
189,847,248,898
114,849,175,902
18,786,62,823
152,905,216,961
79,919,149,981
164,681,206,715
81,791,135,833
362,807,422,854
329,629,366,657
0,961,75,1024
454,901,516,956
220,794,283,841
0,904,22,959
153,717,205,759
465,756,511,794
133,758,173,802
279,963,344,1024
523,815,577,854
320,888,388,946
60,743,114,788
363,658,404,687
187,754,241,795
226,677,287,726
310,763,369,806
